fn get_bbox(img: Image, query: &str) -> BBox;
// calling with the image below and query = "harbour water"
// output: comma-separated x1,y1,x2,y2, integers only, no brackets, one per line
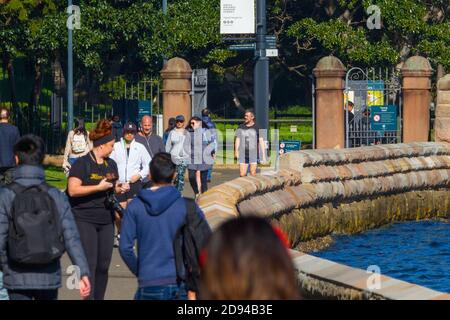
311,219,450,293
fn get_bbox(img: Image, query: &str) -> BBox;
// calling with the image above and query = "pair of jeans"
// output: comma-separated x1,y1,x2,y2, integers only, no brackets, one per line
0,271,9,300
175,163,187,193
7,289,58,300
134,284,187,300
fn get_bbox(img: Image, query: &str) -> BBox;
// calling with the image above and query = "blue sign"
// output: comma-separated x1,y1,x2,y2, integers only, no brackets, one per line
279,140,301,155
112,99,152,124
138,100,152,123
370,105,397,132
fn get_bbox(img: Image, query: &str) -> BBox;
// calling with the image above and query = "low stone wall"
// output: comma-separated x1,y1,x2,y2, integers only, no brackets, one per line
198,142,450,299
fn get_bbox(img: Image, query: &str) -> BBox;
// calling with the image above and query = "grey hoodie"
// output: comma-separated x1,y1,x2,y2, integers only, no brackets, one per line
0,165,90,290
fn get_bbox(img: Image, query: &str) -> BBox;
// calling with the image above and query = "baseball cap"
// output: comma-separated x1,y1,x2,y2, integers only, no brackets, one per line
124,121,137,133
175,115,185,122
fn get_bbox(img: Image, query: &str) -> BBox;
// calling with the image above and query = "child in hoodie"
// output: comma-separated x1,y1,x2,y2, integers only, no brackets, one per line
119,152,207,300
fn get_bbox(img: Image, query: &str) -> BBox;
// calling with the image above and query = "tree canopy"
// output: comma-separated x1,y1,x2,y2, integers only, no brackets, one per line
0,0,448,115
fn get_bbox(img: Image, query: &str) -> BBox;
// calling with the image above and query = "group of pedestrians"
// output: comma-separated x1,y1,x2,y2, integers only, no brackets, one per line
0,107,299,301
164,109,217,197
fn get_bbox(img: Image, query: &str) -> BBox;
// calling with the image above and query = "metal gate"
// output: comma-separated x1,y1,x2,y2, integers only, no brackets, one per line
344,67,402,148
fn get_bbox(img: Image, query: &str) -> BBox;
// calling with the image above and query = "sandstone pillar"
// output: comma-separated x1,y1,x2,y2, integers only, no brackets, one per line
313,56,346,149
160,58,192,130
435,74,450,142
401,56,433,142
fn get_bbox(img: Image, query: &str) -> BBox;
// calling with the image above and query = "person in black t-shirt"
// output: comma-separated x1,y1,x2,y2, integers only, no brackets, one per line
67,119,130,300
235,109,266,177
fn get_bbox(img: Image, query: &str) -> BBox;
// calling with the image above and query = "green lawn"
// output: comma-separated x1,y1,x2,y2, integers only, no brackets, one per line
45,166,67,190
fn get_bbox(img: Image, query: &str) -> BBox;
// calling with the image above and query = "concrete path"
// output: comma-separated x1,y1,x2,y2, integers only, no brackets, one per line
58,168,242,300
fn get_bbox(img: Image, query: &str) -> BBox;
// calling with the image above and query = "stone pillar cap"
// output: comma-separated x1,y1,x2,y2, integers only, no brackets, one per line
313,56,346,77
160,57,192,79
402,56,433,77
437,74,450,90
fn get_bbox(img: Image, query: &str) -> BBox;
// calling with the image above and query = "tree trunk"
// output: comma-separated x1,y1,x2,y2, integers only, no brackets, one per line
2,54,19,121
28,63,42,133
224,73,246,113
51,51,66,95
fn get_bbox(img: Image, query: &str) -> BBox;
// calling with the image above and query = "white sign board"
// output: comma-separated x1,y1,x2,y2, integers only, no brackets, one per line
266,49,278,57
220,0,255,34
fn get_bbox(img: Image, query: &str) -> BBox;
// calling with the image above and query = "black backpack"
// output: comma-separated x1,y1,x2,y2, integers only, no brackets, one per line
6,182,65,265
173,198,212,293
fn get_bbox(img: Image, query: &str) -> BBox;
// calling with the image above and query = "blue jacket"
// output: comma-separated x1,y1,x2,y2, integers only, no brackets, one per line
201,116,217,154
0,165,90,290
0,123,20,168
119,186,206,288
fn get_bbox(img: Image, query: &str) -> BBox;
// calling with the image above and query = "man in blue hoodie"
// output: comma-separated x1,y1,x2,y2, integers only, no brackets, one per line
119,152,207,300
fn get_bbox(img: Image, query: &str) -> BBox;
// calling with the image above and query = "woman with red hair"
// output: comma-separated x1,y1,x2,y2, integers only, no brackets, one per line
67,119,129,300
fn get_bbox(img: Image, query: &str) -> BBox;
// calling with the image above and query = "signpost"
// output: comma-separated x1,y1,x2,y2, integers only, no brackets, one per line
279,140,302,155
220,0,255,34
221,0,274,132
370,105,397,132
229,43,256,51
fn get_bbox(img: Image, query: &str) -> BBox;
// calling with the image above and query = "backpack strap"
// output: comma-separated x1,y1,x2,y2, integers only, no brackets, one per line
174,197,197,285
6,182,26,195
183,197,197,223
7,182,53,195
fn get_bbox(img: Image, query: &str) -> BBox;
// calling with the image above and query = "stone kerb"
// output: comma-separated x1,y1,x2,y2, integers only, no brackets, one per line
279,142,449,170
197,142,450,300
290,250,450,300
197,169,301,230
435,74,450,143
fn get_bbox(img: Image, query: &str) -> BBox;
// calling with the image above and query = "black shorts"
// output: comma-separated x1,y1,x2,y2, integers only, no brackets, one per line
116,181,143,203
239,151,258,165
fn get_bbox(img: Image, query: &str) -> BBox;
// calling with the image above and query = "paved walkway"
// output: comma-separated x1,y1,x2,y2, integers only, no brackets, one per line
59,168,242,300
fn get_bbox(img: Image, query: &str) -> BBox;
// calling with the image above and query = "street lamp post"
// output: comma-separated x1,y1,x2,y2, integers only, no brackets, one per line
252,0,270,164
254,0,269,132
68,0,74,132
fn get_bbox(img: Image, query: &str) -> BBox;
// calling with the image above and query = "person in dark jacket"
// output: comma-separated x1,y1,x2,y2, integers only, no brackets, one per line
135,115,164,188
112,115,123,142
119,152,208,300
0,135,90,300
163,117,176,146
0,107,20,186
135,115,165,158
201,109,217,183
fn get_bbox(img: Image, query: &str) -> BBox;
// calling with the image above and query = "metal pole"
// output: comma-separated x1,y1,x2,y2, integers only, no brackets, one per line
254,0,269,132
68,0,74,131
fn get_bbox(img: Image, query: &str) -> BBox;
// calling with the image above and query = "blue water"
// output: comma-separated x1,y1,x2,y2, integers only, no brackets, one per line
311,220,450,293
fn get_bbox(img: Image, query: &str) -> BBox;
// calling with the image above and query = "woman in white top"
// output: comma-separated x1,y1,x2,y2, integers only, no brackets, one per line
165,115,190,192
63,118,92,175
